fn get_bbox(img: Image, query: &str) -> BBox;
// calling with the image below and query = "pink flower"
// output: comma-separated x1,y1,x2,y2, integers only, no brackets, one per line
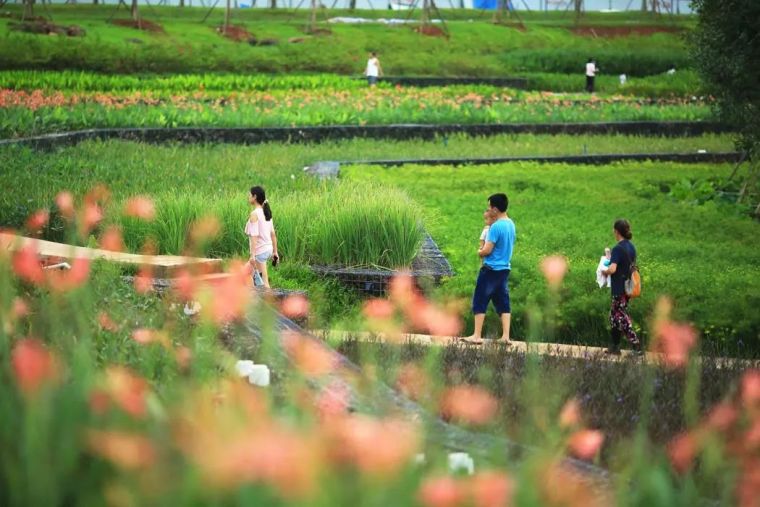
174,346,193,370
12,245,44,285
131,328,169,347
12,338,59,396
653,321,698,368
704,402,738,432
281,294,310,319
87,430,156,470
99,226,124,252
441,385,498,426
741,370,760,409
80,201,103,236
47,258,90,292
559,398,582,429
667,431,699,474
363,298,395,320
283,331,336,377
396,363,430,401
25,209,49,232
418,476,464,507
124,196,156,220
567,429,605,461
540,255,568,288
134,267,154,294
468,471,514,507
55,191,75,220
104,366,149,419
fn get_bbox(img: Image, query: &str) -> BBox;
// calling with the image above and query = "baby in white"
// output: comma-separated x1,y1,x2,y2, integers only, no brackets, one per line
596,247,612,288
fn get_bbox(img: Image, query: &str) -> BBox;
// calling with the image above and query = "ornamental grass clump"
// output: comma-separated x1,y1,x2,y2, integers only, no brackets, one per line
112,182,424,269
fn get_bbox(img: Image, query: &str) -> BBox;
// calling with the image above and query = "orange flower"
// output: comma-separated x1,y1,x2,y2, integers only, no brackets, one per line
396,363,431,401
653,321,698,369
55,191,75,220
389,272,415,306
25,209,49,233
363,298,395,320
540,255,568,288
199,262,251,324
332,415,420,478
418,475,464,507
99,225,124,252
559,398,582,429
11,338,59,396
189,215,221,245
172,269,197,301
468,471,514,507
131,328,169,347
80,201,103,237
667,431,700,474
134,266,154,294
98,312,120,332
315,380,351,418
283,330,336,377
281,294,310,319
87,430,156,470
89,389,111,415
704,402,738,432
441,385,498,426
12,245,44,285
741,370,760,409
175,346,193,371
47,257,90,292
124,196,156,220
567,429,605,461
104,366,149,419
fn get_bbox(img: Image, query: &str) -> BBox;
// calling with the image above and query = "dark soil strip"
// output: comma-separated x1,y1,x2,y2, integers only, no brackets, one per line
0,122,732,151
335,151,744,168
374,76,529,88
311,233,454,297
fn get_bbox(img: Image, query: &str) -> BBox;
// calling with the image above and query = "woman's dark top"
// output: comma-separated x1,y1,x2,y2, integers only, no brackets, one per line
610,239,636,297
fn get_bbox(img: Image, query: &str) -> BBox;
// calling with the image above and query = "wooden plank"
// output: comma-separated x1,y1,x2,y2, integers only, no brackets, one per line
0,232,222,276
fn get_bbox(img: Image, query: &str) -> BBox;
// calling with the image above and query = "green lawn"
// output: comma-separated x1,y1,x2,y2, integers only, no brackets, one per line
1,134,756,352
342,161,760,352
0,5,692,76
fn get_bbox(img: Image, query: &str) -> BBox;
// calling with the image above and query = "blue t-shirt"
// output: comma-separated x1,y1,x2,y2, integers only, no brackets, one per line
610,239,636,297
484,218,516,271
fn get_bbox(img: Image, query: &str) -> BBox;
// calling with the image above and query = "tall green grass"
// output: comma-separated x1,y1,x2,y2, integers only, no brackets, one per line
111,182,424,269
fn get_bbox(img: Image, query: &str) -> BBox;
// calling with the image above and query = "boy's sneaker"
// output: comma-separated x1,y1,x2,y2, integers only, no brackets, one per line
633,344,645,357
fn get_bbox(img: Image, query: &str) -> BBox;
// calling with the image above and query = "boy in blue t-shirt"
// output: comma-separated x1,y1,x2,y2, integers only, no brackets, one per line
463,193,516,345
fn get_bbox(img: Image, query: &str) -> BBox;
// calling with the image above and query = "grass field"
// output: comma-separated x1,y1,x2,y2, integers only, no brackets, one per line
1,135,757,352
0,5,693,77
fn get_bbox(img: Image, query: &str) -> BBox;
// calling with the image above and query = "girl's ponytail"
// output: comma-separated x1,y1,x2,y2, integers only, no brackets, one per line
250,185,273,221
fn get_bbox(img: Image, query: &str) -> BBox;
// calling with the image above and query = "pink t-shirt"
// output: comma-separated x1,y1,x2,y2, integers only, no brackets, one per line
244,207,274,256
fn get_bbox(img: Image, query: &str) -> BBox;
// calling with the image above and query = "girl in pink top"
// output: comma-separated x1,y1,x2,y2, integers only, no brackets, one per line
245,186,279,288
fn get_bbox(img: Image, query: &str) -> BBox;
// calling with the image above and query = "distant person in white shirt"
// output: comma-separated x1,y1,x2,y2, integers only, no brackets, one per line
365,51,382,87
585,58,597,93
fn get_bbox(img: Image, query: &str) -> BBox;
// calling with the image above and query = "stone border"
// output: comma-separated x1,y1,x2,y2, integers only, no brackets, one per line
332,151,744,168
310,233,454,297
0,122,732,151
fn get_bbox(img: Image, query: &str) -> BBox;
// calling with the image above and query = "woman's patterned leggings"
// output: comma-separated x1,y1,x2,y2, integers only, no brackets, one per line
610,294,640,345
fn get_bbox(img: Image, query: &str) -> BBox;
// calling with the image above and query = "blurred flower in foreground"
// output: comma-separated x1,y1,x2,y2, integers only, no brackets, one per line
87,430,156,471
47,258,90,292
650,297,698,369
559,398,582,429
124,196,156,221
441,385,498,426
101,366,150,419
469,471,514,507
567,429,605,461
12,245,44,285
396,363,431,402
540,255,568,289
55,191,75,220
25,209,49,233
12,338,60,397
538,461,609,507
283,330,336,377
281,294,310,319
667,431,701,474
418,475,463,507
99,225,125,252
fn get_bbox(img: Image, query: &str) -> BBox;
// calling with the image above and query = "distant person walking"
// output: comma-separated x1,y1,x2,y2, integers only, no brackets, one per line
585,58,597,93
601,219,642,355
365,51,383,87
463,193,516,345
245,185,279,289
